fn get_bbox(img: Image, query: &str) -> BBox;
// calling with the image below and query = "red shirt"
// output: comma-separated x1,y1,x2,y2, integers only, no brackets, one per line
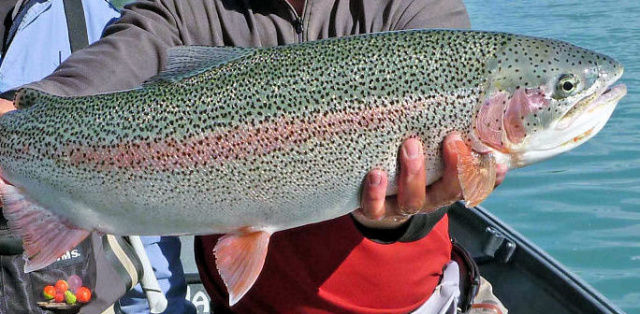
195,214,451,313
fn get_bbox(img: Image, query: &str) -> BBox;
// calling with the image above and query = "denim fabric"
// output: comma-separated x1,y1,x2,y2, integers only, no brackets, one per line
119,236,197,314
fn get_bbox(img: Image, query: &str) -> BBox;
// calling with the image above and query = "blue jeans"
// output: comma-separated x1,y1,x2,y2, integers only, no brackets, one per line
119,236,196,313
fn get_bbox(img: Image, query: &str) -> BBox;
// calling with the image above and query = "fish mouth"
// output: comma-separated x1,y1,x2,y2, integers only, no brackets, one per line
557,84,627,130
511,83,626,168
555,84,625,148
553,83,626,146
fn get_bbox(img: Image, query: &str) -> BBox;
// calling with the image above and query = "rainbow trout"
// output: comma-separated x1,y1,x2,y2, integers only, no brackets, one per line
0,30,626,304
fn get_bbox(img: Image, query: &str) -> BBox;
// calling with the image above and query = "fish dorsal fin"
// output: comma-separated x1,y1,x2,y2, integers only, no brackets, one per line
144,46,255,84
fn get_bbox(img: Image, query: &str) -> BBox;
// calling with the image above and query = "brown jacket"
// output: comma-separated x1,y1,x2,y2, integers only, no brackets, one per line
26,0,469,96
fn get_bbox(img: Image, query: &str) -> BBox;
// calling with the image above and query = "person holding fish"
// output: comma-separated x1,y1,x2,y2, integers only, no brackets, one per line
0,0,625,312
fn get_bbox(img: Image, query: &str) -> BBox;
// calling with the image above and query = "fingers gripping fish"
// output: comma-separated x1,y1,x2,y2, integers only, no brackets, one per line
0,30,626,305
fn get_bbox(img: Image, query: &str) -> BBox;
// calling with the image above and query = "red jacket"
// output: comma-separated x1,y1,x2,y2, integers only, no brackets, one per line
195,214,451,313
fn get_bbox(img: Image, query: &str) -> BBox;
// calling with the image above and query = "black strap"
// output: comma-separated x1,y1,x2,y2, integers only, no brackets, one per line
3,0,89,57
2,0,35,56
63,0,89,52
451,239,481,312
351,205,449,244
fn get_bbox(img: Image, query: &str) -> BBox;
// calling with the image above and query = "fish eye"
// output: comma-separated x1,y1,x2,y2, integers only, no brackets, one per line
562,81,574,91
554,74,581,99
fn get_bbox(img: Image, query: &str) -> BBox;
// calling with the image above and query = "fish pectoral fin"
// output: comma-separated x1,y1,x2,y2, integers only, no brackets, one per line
213,228,272,306
0,180,90,272
457,149,497,208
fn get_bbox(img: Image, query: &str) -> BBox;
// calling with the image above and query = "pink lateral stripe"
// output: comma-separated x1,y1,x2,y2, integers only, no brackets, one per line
62,101,427,172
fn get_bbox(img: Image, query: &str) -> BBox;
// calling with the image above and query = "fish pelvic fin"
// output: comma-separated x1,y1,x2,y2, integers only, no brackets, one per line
213,228,272,306
144,46,255,84
0,180,90,272
456,146,497,208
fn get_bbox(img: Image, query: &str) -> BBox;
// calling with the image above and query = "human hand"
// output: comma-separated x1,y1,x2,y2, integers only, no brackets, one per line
0,98,16,116
353,133,507,229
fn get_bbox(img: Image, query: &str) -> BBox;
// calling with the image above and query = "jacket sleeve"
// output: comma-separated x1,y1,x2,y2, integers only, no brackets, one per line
23,0,187,96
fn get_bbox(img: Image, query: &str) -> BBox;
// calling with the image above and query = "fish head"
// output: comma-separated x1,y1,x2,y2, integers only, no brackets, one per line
474,35,626,169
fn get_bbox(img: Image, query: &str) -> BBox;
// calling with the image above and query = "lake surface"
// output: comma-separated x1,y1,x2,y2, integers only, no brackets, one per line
463,0,640,312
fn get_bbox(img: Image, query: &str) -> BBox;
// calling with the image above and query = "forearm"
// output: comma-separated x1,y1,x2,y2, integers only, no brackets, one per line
24,0,186,96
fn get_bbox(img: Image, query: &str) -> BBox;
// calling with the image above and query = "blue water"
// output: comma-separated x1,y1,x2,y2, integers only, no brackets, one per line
464,0,640,312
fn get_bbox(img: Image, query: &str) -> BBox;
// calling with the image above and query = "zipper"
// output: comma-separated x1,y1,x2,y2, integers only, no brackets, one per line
279,0,306,43
293,18,304,42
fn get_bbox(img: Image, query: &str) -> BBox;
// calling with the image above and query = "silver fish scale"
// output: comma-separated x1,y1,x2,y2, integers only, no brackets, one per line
0,30,532,234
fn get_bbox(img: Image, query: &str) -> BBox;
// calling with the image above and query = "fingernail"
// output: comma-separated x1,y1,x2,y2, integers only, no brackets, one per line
369,171,382,187
403,141,421,160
